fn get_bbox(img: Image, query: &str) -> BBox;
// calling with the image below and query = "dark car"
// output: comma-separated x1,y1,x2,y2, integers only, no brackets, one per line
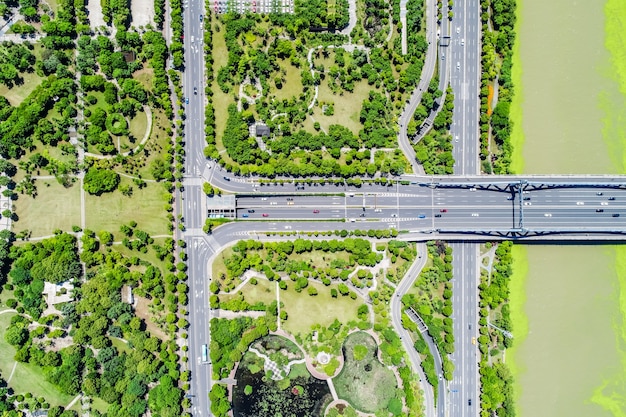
609,197,616,200
435,214,442,218
597,192,603,196
468,399,472,406
440,209,447,213
613,213,620,217
596,209,604,213
199,14,203,21
247,209,255,213
223,176,230,181
194,86,198,95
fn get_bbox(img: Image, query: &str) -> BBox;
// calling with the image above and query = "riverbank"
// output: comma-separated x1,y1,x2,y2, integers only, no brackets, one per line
505,244,527,390
602,0,626,174
508,0,524,175
590,247,626,417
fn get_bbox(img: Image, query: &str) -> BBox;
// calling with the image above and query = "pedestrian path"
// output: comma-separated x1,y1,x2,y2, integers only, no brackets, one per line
248,346,306,381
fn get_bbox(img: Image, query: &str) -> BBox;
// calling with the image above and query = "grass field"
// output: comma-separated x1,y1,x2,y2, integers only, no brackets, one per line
110,236,171,271
312,79,372,135
13,179,81,237
111,337,132,353
281,280,360,335
211,21,231,148
134,109,171,180
0,312,76,408
90,397,109,413
85,178,168,236
211,246,233,279
272,59,305,102
0,71,43,106
128,110,149,144
333,331,397,413
220,277,277,307
133,66,154,90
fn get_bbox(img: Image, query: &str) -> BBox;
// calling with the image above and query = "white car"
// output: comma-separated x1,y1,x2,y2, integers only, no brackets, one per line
544,213,552,217
461,38,465,46
524,202,532,206
471,213,479,217
456,27,460,34
576,202,585,205
601,202,609,206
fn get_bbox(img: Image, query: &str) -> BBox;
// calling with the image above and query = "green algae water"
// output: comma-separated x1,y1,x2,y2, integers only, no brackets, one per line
509,0,626,416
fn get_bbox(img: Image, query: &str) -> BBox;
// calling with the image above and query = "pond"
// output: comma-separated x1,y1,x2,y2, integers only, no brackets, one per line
232,352,332,417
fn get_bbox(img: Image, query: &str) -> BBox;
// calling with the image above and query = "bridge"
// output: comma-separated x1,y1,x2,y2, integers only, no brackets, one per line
229,175,626,242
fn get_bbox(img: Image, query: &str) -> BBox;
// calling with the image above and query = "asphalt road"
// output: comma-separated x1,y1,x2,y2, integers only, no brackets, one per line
449,0,482,415
449,243,479,416
450,0,480,176
181,0,214,414
231,187,626,232
397,0,438,174
390,245,436,416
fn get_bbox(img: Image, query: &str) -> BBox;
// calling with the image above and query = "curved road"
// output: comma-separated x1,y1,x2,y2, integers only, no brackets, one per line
397,0,438,175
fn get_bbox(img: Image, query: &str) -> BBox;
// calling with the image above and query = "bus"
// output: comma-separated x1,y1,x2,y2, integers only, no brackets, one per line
202,344,208,363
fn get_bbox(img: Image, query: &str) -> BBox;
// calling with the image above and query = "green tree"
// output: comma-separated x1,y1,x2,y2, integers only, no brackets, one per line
83,168,120,195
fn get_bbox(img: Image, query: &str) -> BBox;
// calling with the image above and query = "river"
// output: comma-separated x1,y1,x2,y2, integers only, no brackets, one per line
508,0,626,416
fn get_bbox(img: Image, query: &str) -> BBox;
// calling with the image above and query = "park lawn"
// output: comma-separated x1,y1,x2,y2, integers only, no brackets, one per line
0,313,76,408
212,20,228,70
85,91,107,108
272,59,305,101
134,108,171,180
133,66,154,90
85,178,169,236
109,236,171,271
333,331,397,413
13,179,81,237
212,246,234,279
282,249,351,268
111,337,132,354
127,109,149,145
0,288,15,309
220,277,277,307
281,280,360,335
90,397,110,413
212,81,234,163
0,70,43,106
312,79,372,135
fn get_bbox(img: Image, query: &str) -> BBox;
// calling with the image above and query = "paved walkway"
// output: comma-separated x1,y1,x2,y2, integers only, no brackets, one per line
248,346,305,380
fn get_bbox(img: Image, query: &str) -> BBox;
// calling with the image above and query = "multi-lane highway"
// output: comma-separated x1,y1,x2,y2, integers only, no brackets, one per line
448,0,482,415
231,187,626,232
450,0,481,176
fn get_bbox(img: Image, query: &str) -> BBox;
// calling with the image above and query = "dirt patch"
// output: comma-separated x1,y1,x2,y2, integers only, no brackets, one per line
131,0,154,28
134,296,168,341
86,0,106,29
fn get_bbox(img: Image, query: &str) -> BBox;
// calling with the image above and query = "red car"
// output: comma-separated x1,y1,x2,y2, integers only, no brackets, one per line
313,210,320,214
440,209,447,213
262,213,269,217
